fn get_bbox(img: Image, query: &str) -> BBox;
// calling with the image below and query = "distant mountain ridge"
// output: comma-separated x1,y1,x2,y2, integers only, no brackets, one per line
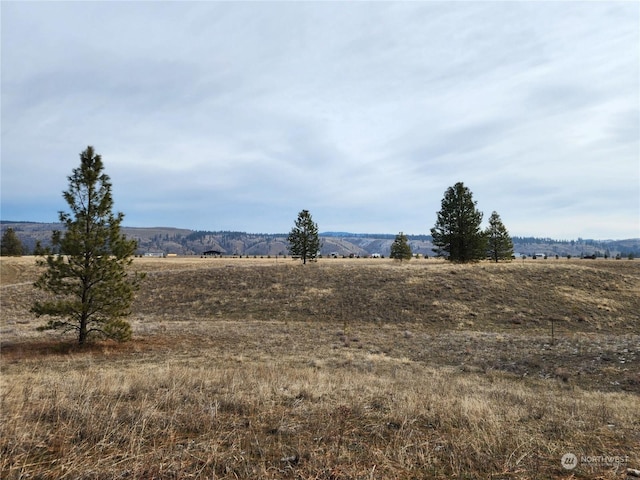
1,221,639,258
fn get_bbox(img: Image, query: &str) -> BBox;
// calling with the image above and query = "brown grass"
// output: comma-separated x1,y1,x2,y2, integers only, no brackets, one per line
1,256,639,479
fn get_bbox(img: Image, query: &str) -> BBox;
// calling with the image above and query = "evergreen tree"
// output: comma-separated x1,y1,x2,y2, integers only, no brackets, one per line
485,211,514,262
33,240,46,256
32,146,144,344
287,209,320,264
390,231,412,261
0,228,24,256
431,182,486,263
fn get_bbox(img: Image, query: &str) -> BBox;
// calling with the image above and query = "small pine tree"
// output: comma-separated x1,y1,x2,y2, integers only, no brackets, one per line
485,211,514,262
32,146,144,345
431,182,486,262
33,241,45,256
0,228,24,256
390,232,412,261
287,209,321,265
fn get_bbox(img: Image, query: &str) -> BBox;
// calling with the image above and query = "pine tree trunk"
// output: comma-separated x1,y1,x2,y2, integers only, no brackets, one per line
79,316,88,345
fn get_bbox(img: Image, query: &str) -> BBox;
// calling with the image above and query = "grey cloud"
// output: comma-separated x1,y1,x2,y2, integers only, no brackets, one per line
1,1,638,239
524,84,602,116
607,109,640,147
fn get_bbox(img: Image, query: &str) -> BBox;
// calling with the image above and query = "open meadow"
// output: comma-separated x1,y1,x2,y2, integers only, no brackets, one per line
1,256,639,479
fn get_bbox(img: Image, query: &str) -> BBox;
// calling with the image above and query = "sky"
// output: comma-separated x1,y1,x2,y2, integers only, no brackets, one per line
1,1,639,240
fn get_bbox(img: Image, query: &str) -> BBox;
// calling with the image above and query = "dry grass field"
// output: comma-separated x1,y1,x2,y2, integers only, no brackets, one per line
1,256,639,479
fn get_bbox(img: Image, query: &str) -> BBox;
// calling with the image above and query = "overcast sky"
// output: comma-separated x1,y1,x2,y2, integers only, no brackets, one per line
1,2,638,239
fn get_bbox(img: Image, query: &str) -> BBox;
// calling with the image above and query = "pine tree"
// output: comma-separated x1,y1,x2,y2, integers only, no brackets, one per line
431,182,486,263
390,232,412,261
485,211,514,262
287,209,320,265
0,228,24,256
32,146,144,344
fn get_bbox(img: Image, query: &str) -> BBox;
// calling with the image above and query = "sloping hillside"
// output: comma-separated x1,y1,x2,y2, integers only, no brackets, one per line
1,222,639,257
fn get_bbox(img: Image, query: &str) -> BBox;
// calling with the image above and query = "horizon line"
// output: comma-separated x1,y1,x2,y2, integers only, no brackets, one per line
1,220,638,243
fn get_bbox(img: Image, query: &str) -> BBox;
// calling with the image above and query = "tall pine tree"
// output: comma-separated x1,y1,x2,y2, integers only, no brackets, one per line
32,146,144,344
390,232,412,261
287,209,320,264
485,211,514,262
431,182,486,263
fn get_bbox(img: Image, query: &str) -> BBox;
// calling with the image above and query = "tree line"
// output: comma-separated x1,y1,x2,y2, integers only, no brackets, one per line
287,181,514,264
